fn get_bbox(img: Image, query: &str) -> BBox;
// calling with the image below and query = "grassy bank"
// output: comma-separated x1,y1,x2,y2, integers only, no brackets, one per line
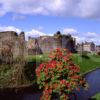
91,93,100,100
26,53,100,73
0,63,31,88
72,54,100,73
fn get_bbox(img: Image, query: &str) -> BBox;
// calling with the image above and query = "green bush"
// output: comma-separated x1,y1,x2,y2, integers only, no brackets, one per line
0,65,12,87
81,51,90,59
91,93,100,100
97,52,100,55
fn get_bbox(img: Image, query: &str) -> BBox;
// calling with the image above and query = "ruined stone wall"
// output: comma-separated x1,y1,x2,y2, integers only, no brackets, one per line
0,31,27,62
37,36,62,53
25,31,77,55
0,31,76,58
27,37,43,55
62,35,76,52
27,33,76,55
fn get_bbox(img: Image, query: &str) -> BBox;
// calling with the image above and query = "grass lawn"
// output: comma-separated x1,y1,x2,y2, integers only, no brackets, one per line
26,53,100,74
26,53,49,62
72,54,100,73
91,93,100,100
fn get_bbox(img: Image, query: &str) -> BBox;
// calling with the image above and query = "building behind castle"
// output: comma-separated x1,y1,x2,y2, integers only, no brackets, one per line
76,42,95,53
76,41,100,54
95,45,100,53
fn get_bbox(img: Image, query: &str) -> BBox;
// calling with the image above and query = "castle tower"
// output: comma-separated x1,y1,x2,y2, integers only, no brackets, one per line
18,31,27,58
19,31,25,41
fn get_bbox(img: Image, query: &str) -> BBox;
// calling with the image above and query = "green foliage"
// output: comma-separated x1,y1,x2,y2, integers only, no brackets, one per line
0,65,12,87
91,93,100,100
26,54,50,65
97,52,100,55
0,58,31,87
81,51,90,59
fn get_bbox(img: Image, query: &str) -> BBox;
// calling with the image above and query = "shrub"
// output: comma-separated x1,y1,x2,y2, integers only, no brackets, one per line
36,48,88,100
97,52,100,55
81,51,90,59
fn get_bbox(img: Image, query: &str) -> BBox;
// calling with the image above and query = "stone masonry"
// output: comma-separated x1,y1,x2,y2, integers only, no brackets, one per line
0,31,27,63
27,31,76,55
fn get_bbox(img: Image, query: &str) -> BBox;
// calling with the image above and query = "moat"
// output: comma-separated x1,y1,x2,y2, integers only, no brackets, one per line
0,68,100,100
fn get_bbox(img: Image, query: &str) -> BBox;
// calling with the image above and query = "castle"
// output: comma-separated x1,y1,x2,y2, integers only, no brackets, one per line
0,31,76,61
27,31,76,55
0,31,99,61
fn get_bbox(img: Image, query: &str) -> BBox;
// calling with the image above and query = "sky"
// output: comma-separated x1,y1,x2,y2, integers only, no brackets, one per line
0,0,100,44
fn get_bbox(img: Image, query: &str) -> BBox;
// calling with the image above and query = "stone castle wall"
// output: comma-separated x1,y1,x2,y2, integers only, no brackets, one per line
0,31,27,62
27,32,76,55
37,36,62,53
0,31,76,58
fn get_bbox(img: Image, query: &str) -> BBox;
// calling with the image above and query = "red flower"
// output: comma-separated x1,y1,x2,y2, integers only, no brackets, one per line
36,48,87,100
63,56,69,61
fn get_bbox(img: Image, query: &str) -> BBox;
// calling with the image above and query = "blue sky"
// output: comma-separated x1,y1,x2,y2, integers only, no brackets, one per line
0,0,100,44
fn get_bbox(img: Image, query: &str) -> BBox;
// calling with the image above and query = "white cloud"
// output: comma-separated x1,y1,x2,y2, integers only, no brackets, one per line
77,0,100,18
0,0,100,19
0,26,21,33
85,32,98,38
26,29,46,40
63,28,79,36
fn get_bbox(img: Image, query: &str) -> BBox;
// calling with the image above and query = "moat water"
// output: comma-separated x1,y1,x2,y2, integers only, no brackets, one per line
0,68,100,100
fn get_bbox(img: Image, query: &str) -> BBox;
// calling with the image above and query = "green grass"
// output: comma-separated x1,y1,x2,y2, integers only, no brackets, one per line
72,54,100,73
26,53,100,74
91,93,100,100
26,54,50,63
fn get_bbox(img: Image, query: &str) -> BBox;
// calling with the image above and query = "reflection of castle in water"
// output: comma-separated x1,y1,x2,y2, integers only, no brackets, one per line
27,31,76,55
